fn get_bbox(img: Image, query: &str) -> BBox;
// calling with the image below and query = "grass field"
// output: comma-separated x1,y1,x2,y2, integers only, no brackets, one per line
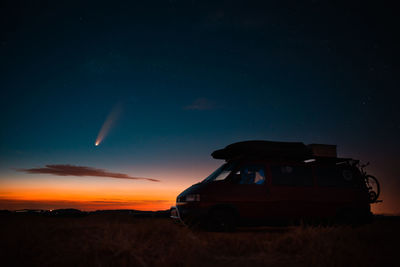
0,213,398,267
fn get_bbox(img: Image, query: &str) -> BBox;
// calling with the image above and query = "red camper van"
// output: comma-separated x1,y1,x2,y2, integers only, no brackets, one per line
171,141,380,231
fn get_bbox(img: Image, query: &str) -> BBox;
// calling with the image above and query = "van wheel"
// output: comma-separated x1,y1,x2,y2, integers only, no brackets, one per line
207,209,236,232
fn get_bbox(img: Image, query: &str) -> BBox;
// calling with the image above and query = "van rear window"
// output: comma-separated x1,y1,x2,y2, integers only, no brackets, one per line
271,165,313,186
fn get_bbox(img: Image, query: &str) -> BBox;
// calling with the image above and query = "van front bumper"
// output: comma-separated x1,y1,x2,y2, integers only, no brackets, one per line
170,206,182,221
170,203,208,225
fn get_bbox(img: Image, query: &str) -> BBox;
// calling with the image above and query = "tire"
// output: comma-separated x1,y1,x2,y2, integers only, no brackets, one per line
207,209,236,232
365,175,380,202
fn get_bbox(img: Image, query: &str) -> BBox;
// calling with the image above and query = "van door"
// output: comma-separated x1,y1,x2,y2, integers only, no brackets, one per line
267,163,315,222
212,162,269,222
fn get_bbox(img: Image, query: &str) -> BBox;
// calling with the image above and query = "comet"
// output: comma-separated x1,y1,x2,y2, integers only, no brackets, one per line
95,103,122,146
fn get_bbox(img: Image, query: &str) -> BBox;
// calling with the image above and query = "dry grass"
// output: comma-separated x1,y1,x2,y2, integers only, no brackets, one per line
0,213,398,267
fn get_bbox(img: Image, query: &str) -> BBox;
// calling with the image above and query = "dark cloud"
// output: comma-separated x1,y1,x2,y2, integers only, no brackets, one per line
17,164,160,182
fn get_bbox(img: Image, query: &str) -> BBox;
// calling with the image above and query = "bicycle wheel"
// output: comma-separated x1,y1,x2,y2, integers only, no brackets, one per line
365,175,380,202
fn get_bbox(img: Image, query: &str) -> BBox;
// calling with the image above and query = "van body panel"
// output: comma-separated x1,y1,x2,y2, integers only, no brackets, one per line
203,181,269,220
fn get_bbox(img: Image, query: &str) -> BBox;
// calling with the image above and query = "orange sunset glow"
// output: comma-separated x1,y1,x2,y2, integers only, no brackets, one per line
0,165,219,211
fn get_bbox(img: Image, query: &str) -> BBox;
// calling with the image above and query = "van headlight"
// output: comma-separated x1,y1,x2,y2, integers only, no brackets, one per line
185,194,200,202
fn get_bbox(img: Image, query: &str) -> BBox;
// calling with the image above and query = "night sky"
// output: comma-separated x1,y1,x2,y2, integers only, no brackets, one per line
1,1,399,214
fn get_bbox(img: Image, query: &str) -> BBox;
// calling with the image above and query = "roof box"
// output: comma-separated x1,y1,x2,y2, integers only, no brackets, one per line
308,144,337,158
211,140,312,160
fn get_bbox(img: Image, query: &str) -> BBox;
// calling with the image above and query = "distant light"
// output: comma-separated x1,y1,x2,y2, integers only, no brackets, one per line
304,159,316,163
95,142,99,146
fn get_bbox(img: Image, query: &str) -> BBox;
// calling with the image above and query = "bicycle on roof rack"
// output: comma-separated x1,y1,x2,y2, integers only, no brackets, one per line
354,161,381,203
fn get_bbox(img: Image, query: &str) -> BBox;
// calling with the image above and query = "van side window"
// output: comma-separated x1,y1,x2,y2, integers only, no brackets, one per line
271,164,313,186
316,165,359,187
236,166,266,185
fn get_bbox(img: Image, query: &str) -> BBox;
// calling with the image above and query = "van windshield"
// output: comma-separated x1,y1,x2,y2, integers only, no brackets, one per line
202,162,235,183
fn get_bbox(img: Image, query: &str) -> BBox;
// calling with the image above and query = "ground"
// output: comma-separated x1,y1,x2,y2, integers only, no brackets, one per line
0,213,398,266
